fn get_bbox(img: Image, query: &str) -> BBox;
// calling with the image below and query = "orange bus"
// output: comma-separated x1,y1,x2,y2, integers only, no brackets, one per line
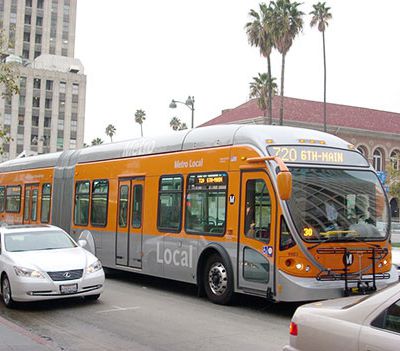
0,125,396,304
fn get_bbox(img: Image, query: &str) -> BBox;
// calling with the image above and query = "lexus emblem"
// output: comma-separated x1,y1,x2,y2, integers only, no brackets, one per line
343,252,354,266
63,272,71,278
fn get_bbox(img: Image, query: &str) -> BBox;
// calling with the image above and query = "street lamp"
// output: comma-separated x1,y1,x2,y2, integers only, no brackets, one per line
169,96,195,129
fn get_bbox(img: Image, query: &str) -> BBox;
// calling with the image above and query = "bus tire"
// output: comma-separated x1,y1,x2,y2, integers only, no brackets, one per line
203,253,234,305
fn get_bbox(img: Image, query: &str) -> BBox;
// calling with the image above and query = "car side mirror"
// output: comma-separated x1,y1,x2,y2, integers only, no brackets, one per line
277,171,292,201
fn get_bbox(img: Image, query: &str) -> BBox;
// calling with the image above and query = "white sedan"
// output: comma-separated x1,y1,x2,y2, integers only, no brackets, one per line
284,282,400,351
0,224,104,308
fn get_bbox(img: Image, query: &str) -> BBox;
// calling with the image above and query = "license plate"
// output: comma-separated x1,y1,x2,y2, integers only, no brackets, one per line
60,284,78,294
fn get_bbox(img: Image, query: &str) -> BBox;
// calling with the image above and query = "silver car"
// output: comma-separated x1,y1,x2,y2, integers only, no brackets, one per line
284,282,400,351
0,224,104,308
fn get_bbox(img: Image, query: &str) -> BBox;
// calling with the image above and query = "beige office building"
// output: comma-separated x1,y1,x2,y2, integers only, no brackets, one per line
0,0,86,160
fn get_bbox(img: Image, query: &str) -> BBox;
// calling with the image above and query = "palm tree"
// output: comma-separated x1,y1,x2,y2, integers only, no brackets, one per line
245,3,275,123
91,137,104,146
134,109,146,137
170,117,188,131
105,124,116,142
170,116,181,131
270,0,304,125
310,2,332,132
249,73,278,125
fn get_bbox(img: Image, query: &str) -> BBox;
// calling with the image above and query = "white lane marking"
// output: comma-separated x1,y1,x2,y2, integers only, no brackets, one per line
96,305,141,313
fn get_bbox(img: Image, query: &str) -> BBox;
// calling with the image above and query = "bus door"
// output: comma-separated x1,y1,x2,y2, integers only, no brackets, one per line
238,171,276,298
116,178,144,268
23,184,39,224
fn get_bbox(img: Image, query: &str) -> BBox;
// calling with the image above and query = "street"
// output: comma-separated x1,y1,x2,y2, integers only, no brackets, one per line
0,271,296,351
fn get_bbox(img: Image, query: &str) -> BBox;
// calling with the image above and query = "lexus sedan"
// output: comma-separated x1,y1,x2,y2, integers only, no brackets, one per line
0,224,104,308
283,282,400,351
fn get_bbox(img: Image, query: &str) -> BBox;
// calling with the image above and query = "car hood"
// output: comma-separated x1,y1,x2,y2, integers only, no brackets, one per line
7,247,93,272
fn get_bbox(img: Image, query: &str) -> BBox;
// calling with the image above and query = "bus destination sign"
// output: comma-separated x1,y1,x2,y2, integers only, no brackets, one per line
267,146,369,166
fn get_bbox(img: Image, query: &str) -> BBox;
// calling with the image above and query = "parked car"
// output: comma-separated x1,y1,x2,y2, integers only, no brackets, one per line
283,282,400,351
0,224,104,308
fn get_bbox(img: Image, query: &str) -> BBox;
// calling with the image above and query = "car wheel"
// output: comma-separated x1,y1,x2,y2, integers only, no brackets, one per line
85,294,100,301
1,275,15,308
203,254,234,305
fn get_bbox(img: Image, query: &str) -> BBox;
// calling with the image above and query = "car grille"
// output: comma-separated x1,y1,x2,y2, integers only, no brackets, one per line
47,269,83,281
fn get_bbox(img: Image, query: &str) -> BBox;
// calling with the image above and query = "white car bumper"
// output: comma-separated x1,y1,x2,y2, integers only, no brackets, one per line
9,269,105,302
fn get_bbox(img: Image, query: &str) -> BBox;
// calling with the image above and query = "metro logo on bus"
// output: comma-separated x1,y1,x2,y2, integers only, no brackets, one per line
174,158,204,169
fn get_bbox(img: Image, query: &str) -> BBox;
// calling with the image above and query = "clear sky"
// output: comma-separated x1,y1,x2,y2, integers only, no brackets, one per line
75,0,400,144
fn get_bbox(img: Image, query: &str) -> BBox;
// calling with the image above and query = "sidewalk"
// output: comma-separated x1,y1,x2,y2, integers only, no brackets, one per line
0,314,56,350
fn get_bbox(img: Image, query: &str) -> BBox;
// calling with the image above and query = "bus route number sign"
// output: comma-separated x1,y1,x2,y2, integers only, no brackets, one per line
267,146,369,166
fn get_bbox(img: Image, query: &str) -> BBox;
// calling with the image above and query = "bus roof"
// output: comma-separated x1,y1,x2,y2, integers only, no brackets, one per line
0,124,352,172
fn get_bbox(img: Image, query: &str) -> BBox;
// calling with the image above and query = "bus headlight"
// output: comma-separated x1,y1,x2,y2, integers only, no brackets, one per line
295,263,303,270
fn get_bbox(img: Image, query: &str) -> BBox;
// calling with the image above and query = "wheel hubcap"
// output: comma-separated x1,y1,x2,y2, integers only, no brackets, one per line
208,262,228,296
2,279,10,305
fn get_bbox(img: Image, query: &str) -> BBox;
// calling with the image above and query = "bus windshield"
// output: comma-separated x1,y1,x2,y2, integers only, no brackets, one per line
286,168,389,242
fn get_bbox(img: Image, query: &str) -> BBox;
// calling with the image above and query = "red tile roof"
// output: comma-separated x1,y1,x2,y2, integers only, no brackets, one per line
202,96,400,134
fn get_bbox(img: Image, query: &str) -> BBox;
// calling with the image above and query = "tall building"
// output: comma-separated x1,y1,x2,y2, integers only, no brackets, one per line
0,0,86,160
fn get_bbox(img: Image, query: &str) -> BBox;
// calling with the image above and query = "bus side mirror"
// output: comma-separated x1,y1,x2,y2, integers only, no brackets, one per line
277,172,292,201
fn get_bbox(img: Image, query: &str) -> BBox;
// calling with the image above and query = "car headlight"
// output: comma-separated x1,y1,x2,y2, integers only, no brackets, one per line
87,260,102,273
14,266,45,279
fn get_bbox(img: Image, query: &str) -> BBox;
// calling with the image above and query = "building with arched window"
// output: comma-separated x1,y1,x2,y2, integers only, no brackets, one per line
202,96,400,220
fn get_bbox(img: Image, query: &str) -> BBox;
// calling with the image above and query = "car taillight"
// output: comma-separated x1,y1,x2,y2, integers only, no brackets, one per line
289,321,298,336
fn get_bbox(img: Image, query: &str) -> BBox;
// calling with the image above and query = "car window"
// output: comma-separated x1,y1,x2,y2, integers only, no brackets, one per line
4,231,76,252
372,299,400,333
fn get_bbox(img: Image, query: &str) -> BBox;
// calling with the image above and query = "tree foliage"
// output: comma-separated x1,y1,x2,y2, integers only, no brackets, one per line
0,30,20,155
269,0,304,125
134,109,146,137
310,2,332,132
249,72,277,125
245,3,275,122
105,124,116,142
91,137,104,146
170,117,188,131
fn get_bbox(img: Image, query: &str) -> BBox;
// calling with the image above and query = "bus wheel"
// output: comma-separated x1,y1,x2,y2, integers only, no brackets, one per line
204,254,234,305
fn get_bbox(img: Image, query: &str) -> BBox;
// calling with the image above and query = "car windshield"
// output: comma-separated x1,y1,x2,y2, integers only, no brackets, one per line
5,230,77,252
287,168,389,242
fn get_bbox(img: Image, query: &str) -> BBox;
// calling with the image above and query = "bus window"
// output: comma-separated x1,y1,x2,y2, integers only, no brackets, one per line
245,179,271,243
0,186,5,212
74,181,90,226
40,183,51,223
118,185,129,227
132,185,143,228
31,189,38,221
24,189,31,220
91,180,109,227
157,176,183,232
6,186,21,213
185,173,227,235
